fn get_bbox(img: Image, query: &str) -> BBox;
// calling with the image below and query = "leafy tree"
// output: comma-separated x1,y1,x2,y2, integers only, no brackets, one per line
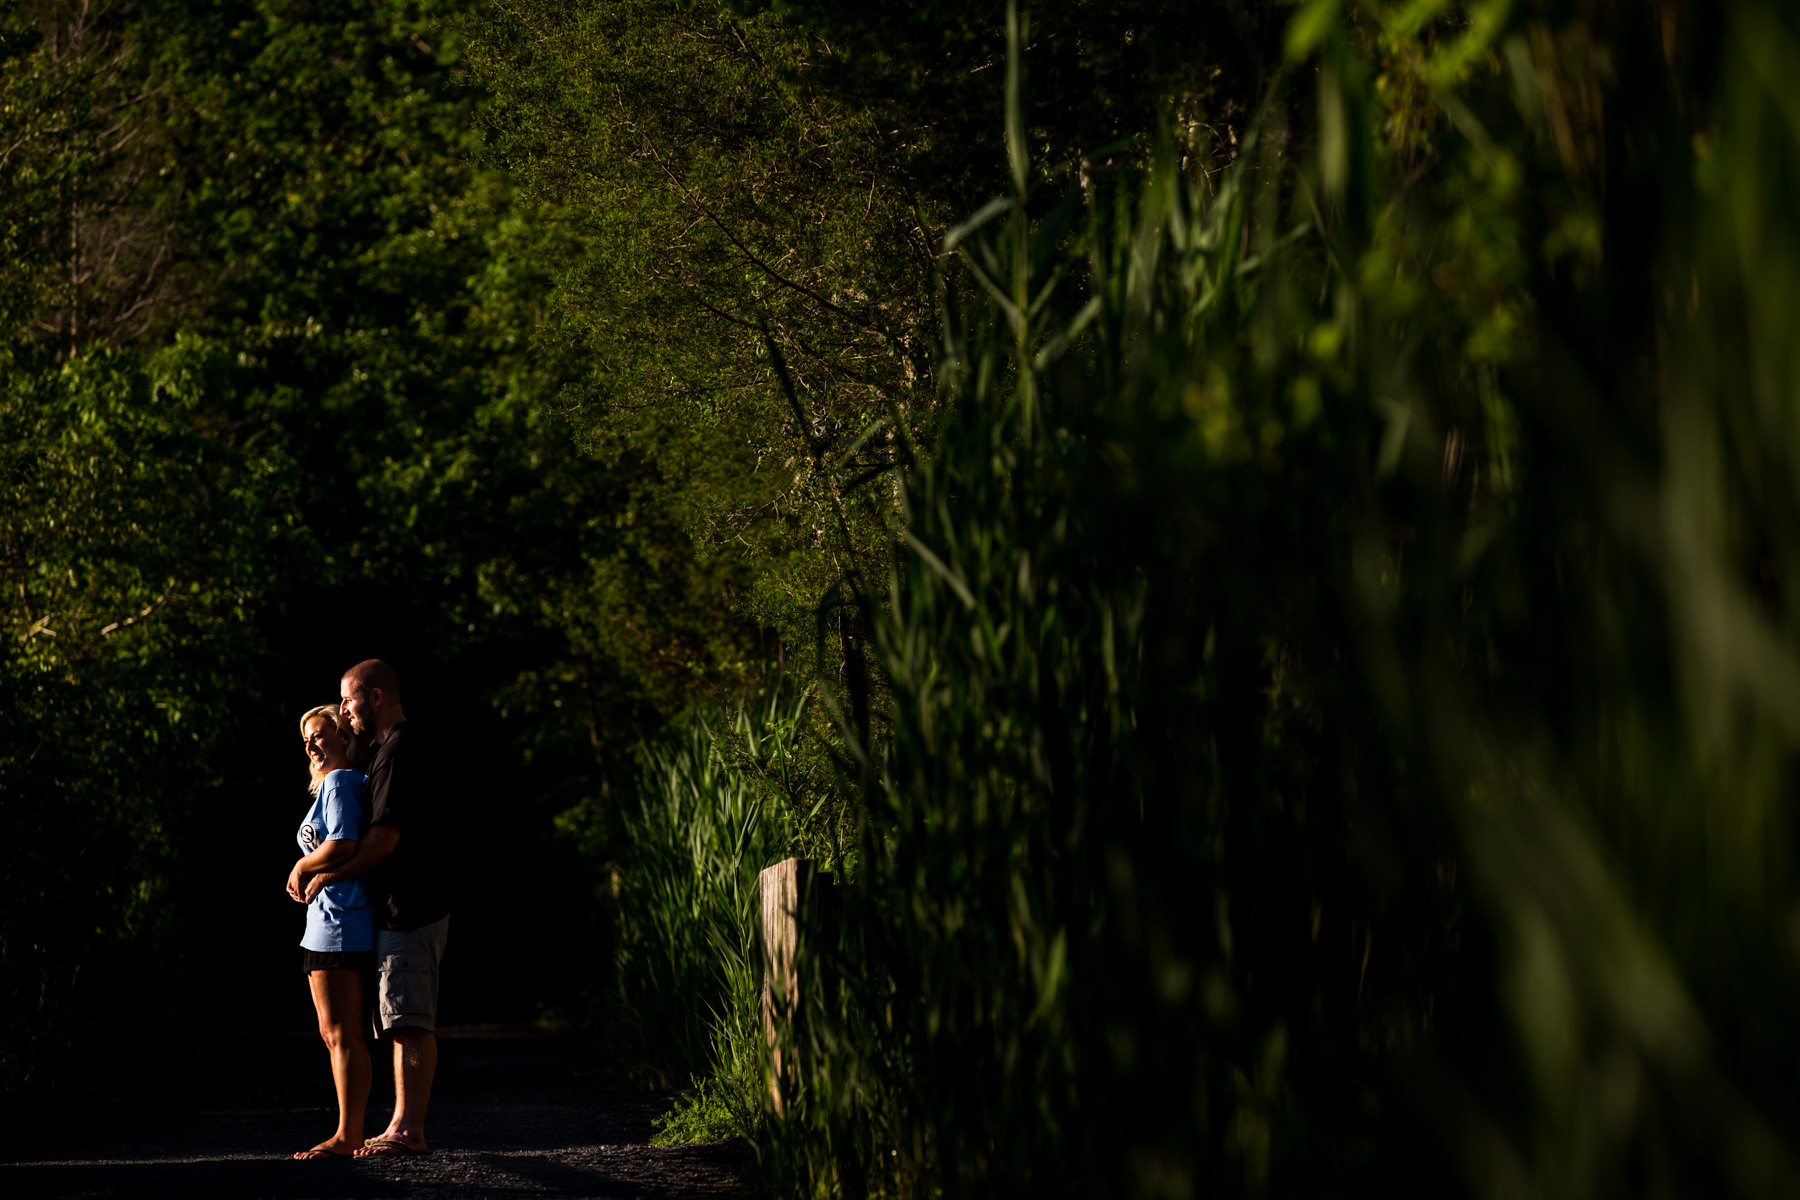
740,0,1283,204
0,341,293,1102
462,0,941,667
0,0,787,1112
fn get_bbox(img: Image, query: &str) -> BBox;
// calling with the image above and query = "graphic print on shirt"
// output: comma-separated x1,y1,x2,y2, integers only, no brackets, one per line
300,823,321,853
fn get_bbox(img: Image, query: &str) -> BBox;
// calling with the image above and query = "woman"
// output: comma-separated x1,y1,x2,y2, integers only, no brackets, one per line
285,704,373,1159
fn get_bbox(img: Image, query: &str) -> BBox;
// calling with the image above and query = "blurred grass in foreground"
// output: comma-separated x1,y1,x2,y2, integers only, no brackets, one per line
623,2,1800,1196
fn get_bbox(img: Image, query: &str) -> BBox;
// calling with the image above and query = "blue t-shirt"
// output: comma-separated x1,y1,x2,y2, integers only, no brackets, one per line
296,770,374,953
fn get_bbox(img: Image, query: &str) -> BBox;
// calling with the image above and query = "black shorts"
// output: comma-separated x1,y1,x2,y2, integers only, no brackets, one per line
301,948,377,974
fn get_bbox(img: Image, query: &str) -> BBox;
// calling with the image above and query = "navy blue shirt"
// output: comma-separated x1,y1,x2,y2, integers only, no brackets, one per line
363,722,453,931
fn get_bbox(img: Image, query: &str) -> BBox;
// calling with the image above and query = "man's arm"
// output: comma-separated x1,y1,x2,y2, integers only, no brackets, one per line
302,823,398,902
286,838,357,902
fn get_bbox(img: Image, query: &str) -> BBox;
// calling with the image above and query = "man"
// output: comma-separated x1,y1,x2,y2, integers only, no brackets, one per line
303,658,452,1158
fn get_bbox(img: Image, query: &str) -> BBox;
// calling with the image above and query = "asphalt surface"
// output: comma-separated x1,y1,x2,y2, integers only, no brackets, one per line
2,1026,747,1199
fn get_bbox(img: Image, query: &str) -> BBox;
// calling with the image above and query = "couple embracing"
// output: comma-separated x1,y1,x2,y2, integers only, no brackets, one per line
287,659,452,1160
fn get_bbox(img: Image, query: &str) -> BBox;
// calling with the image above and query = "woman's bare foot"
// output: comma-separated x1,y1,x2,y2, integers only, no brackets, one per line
294,1136,362,1159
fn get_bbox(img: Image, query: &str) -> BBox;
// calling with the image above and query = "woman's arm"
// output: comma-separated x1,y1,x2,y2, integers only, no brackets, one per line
286,838,358,902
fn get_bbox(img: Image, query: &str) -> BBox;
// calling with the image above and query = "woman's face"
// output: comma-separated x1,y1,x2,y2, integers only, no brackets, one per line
303,717,348,775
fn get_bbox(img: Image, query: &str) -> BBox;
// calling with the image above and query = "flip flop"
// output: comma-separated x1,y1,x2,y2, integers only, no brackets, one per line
356,1137,432,1157
294,1147,353,1160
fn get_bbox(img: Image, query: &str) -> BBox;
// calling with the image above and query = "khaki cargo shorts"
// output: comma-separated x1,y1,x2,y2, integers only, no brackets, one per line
375,915,450,1034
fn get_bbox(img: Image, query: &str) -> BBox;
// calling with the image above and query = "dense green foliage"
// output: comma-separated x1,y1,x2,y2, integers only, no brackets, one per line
1,345,291,1097
463,0,929,671
11,1,1800,1197
0,0,771,1114
617,2,1800,1198
456,0,1289,687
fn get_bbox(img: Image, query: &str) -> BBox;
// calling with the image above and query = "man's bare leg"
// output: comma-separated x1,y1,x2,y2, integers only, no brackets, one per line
355,1028,436,1155
297,969,370,1159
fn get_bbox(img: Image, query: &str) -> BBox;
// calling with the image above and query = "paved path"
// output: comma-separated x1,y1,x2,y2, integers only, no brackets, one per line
2,1026,746,1199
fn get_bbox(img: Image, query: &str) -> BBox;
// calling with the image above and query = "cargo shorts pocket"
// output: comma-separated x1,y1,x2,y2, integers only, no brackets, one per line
378,954,436,1023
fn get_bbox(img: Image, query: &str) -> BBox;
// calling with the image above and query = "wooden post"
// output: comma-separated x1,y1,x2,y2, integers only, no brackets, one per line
760,856,813,1117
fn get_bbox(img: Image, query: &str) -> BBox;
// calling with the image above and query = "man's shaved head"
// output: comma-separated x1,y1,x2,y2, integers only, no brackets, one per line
340,659,406,742
344,658,400,700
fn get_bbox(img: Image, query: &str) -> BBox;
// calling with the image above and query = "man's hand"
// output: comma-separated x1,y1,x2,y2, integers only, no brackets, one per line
289,839,356,904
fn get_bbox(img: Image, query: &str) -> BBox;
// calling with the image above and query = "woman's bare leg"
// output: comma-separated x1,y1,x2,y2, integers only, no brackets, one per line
296,968,370,1158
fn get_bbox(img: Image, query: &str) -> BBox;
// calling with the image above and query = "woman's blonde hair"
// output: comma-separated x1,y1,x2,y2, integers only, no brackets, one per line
299,705,358,796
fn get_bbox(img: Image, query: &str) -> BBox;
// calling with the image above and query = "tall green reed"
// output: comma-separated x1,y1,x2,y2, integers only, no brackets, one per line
596,681,832,1141
614,2,1800,1194
602,710,788,1109
760,2,1800,1196
758,7,1416,1194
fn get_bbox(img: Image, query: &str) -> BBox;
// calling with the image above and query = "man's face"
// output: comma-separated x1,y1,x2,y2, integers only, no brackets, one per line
339,675,376,736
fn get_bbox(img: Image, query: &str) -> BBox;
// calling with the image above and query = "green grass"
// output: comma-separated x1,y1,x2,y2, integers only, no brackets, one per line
608,3,1800,1195
597,710,786,1099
